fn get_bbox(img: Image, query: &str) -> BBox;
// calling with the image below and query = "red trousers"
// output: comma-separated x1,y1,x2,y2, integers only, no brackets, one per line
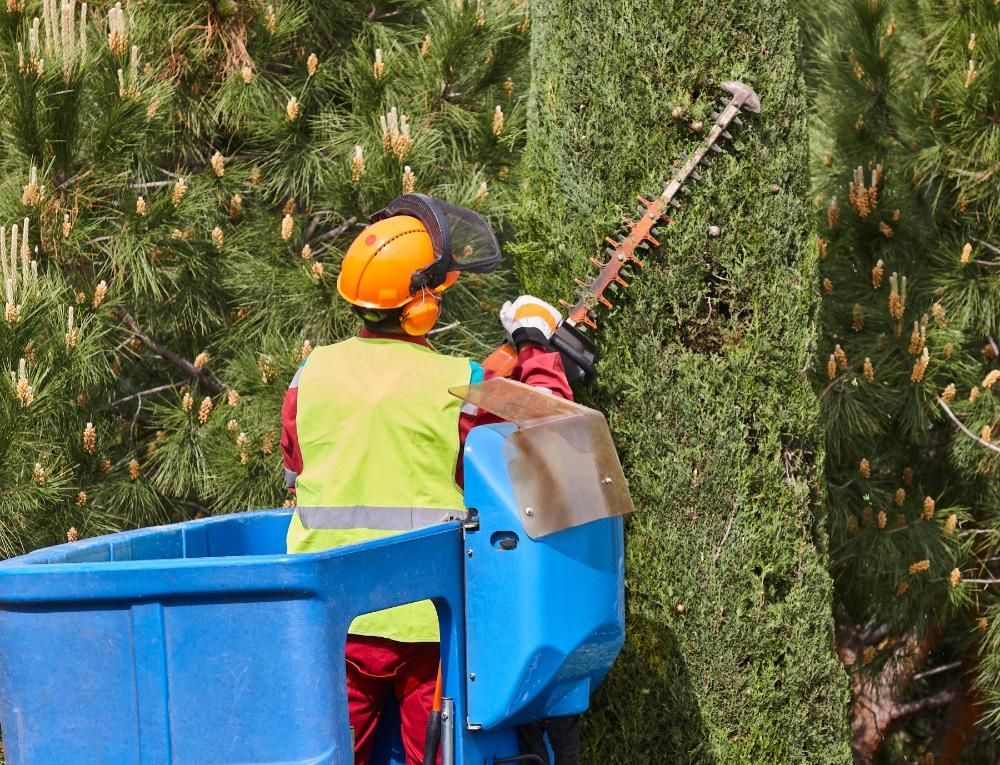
346,635,440,765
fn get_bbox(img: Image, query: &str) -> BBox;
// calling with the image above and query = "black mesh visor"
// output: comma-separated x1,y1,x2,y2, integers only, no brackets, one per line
369,194,501,292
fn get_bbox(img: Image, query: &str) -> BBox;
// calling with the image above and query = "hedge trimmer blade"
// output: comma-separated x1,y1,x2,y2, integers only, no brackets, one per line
483,80,760,382
560,80,761,333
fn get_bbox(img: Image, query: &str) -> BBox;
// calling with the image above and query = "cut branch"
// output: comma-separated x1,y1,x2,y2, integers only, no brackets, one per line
712,497,738,564
113,308,225,395
427,320,460,336
936,397,1000,455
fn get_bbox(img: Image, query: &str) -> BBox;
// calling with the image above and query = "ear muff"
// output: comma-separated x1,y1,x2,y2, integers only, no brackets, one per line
399,291,441,336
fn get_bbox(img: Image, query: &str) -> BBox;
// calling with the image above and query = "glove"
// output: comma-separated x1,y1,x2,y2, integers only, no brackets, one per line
500,295,562,349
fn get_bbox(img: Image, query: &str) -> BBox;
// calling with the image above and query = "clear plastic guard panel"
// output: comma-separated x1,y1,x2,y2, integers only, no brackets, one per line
450,377,580,426
450,379,635,538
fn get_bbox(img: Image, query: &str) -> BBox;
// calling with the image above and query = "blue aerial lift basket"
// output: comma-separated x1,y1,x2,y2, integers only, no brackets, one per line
0,380,632,764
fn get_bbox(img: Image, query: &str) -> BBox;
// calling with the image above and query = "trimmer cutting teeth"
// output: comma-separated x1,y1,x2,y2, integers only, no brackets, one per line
485,80,761,383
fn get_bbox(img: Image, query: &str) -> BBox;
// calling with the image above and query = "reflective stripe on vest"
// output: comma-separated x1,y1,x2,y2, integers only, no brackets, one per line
288,336,472,643
297,506,468,531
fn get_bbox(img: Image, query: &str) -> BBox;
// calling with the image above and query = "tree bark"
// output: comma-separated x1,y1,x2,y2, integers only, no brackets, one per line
835,606,957,762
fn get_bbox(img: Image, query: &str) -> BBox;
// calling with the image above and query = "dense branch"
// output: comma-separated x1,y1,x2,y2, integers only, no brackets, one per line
307,216,358,247
367,5,405,21
301,211,327,245
113,308,226,395
858,623,893,645
105,382,186,409
912,661,962,682
970,237,1000,256
936,397,1000,456
894,687,959,719
818,370,852,400
55,169,93,192
174,498,213,517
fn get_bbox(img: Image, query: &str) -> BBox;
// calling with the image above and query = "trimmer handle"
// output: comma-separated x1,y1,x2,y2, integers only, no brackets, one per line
550,323,598,383
482,323,597,384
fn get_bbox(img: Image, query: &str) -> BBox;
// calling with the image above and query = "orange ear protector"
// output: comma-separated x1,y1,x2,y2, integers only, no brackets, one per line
399,290,441,336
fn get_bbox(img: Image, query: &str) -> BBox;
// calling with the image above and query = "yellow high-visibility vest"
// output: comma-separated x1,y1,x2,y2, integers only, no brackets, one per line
287,336,470,642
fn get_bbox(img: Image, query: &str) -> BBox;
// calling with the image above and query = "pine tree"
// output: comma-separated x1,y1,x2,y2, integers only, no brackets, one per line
810,0,1000,759
0,0,527,554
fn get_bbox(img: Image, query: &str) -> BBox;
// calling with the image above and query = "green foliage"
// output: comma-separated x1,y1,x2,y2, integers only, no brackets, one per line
0,0,527,553
514,0,851,761
809,0,1000,756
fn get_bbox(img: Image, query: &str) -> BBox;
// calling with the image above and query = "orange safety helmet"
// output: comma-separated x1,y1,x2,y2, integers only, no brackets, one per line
337,194,501,335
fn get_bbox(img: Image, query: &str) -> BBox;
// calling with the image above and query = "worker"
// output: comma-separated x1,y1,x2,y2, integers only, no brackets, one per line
280,193,572,765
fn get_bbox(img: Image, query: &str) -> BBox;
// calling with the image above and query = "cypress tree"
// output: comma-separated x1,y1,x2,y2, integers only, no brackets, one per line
513,0,851,761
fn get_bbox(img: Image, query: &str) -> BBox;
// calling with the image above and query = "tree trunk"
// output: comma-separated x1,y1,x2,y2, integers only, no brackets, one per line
512,0,852,760
833,609,954,763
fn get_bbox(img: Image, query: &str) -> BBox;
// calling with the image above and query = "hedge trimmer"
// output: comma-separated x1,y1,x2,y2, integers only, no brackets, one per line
484,80,761,383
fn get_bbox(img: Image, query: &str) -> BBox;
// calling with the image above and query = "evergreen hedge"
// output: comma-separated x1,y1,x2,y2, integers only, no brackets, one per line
511,0,852,761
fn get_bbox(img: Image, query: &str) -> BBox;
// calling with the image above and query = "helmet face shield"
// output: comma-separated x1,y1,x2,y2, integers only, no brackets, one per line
369,194,501,293
435,199,502,273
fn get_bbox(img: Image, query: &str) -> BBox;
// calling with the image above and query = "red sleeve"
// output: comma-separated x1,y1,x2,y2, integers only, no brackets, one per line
503,345,574,401
456,345,573,487
281,384,303,491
